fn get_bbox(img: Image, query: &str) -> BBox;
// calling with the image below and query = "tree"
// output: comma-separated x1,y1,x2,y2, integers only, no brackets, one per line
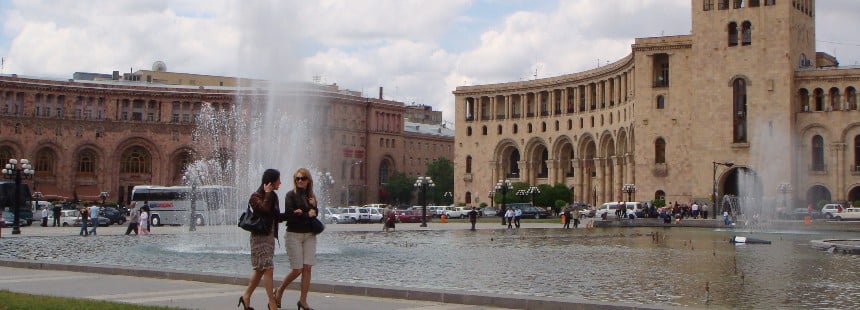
425,157,454,205
383,172,414,206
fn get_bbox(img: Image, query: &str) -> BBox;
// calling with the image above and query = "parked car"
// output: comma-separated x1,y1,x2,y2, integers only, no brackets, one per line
480,207,498,217
2,210,29,227
98,207,126,225
832,208,860,221
785,208,820,220
595,202,645,219
821,204,845,219
340,207,365,223
579,206,596,218
518,205,551,219
358,207,383,223
394,210,423,223
48,209,79,227
445,207,469,219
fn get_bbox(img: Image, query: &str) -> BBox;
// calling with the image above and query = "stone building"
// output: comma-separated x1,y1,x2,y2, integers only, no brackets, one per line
0,68,452,206
453,0,860,210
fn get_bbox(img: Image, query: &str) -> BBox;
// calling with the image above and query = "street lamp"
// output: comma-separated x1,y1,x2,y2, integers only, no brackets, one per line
99,191,109,209
495,179,512,225
317,171,334,209
33,191,44,201
527,186,540,205
3,158,35,235
712,161,735,219
414,176,435,227
777,183,792,210
443,191,453,205
621,183,636,202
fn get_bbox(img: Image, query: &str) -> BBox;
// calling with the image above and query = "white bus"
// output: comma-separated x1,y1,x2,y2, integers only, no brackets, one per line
130,185,236,226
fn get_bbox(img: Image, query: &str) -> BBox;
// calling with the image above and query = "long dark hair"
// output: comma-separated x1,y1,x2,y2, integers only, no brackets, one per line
257,168,280,193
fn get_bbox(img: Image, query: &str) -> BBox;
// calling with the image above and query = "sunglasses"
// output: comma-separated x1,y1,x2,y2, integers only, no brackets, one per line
295,176,308,181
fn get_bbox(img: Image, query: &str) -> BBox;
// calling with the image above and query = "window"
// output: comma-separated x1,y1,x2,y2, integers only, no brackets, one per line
497,125,503,135
0,146,13,167
568,119,572,130
35,148,55,173
814,88,824,111
733,0,744,8
656,95,665,109
653,54,669,87
78,149,95,173
847,87,858,110
728,22,739,46
741,21,752,45
749,0,760,7
830,87,841,111
812,135,825,171
655,138,666,164
482,126,487,135
541,122,546,132
765,0,775,5
704,0,714,11
466,156,472,173
719,0,729,10
799,88,810,112
733,79,748,143
527,123,533,133
120,146,151,174
854,135,860,170
513,124,518,134
467,127,472,136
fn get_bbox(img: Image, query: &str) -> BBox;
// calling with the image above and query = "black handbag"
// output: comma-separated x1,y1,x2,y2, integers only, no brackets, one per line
310,216,325,235
238,203,271,234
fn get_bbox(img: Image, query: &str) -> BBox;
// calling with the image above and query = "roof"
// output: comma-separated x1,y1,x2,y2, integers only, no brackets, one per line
403,121,454,137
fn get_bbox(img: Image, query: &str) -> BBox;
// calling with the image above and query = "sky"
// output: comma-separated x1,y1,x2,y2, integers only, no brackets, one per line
1,0,859,123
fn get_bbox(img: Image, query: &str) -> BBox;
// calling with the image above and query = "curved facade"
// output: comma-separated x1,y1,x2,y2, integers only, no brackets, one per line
454,0,860,208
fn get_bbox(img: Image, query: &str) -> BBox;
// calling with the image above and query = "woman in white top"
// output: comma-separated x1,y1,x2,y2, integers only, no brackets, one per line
139,206,150,235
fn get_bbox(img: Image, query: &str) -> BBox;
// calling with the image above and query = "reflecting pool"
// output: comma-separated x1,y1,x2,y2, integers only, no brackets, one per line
2,226,859,309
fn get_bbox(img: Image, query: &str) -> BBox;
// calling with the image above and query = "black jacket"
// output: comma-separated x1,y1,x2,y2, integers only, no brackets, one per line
283,188,318,233
248,190,279,238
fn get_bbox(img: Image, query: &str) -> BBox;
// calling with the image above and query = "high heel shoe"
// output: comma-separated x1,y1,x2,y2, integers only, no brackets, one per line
273,289,282,309
237,296,254,310
296,301,314,310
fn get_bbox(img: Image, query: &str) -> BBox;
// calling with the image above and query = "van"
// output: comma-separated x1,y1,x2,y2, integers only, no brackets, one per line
0,182,33,226
31,200,53,222
596,201,645,219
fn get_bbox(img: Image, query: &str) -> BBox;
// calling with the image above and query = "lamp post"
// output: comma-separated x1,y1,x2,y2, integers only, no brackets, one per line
526,186,540,205
777,183,792,210
495,179,512,225
621,183,636,202
99,191,109,210
317,171,334,210
443,191,452,205
3,158,35,235
414,176,434,227
712,161,735,219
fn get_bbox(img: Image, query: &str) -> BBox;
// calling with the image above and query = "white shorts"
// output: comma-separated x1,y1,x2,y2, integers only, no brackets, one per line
284,231,317,269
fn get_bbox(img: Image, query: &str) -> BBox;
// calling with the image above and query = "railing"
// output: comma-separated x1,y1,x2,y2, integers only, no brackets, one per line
810,164,828,174
496,115,505,120
653,80,669,88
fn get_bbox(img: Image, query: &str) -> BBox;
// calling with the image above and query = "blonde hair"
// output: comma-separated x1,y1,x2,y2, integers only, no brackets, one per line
294,168,315,199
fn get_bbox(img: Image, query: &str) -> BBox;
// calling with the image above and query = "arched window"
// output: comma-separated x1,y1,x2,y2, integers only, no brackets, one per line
830,87,841,111
799,88,810,111
655,190,666,200
77,149,96,173
378,160,390,184
554,121,559,131
541,122,546,132
733,79,748,143
508,149,521,178
175,151,192,178
656,95,665,109
847,87,857,110
467,127,472,136
497,125,502,135
527,123,533,133
513,124,518,134
538,148,549,178
568,119,573,130
812,135,825,171
120,146,151,174
655,138,666,164
728,22,739,46
481,126,487,135
0,146,13,166
465,156,472,174
741,21,752,45
854,135,860,171
814,88,824,111
35,148,55,173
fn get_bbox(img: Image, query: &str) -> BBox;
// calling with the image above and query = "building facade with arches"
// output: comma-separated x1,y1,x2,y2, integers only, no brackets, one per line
0,73,452,206
454,0,860,209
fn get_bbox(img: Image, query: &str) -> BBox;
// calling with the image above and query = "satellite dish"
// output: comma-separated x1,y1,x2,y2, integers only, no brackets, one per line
152,61,167,72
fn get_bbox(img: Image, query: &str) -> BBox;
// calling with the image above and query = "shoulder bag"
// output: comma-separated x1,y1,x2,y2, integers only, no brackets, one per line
238,203,271,234
310,216,325,235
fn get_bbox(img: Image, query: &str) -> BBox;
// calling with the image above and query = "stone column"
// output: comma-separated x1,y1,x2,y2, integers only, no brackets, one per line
571,158,581,202
547,159,558,184
595,157,605,203
518,160,529,183
614,155,623,201
832,143,846,200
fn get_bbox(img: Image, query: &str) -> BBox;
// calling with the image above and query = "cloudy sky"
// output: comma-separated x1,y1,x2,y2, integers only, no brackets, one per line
1,0,858,123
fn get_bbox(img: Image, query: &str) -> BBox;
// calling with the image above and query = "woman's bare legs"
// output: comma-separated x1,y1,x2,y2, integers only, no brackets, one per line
274,268,302,306
242,269,263,308
299,265,313,308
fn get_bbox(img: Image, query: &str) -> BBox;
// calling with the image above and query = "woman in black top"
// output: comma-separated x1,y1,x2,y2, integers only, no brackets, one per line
274,168,319,310
240,169,280,310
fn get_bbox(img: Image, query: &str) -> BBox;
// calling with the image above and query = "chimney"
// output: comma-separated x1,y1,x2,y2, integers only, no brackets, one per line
379,86,383,100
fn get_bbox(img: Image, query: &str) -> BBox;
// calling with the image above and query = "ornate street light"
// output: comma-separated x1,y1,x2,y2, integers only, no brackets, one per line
443,191,453,205
712,161,735,219
777,183,792,210
3,158,35,235
495,179,512,225
317,171,334,210
621,183,636,202
414,176,435,227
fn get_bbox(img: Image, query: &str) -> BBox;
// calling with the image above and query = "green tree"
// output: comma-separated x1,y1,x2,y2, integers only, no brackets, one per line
425,157,454,205
383,172,414,206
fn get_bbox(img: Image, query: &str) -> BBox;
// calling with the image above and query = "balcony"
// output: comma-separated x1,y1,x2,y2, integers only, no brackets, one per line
852,165,860,176
496,114,506,120
465,116,474,122
512,114,521,119
653,80,669,88
810,164,828,175
527,112,535,117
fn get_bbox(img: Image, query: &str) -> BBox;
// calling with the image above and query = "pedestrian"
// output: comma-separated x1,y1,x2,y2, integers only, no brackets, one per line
383,210,396,232
52,204,61,227
702,204,709,219
573,215,580,229
514,207,522,228
41,207,48,227
125,202,139,235
139,205,150,235
240,168,280,310
468,206,478,231
563,209,572,228
274,168,319,310
78,206,89,236
88,204,100,235
505,208,514,228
